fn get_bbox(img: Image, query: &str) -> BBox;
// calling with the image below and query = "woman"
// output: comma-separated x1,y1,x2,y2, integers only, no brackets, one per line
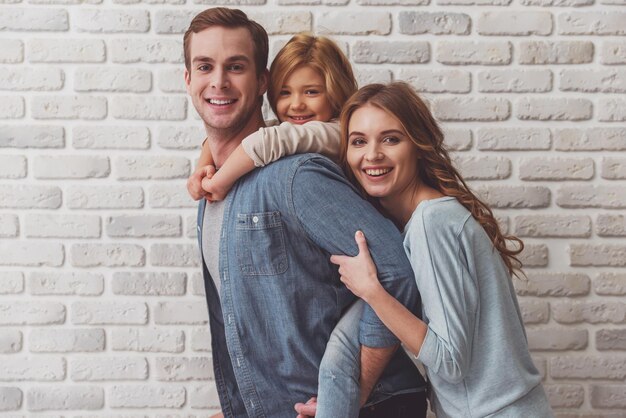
323,82,553,417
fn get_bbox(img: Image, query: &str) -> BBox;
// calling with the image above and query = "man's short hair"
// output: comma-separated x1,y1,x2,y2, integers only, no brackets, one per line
183,7,269,76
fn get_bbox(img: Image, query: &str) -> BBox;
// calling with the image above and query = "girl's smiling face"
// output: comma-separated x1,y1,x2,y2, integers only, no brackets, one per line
346,104,421,202
275,65,333,124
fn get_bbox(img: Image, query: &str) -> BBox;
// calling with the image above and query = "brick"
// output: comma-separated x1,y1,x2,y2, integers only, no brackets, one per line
475,185,550,208
71,244,145,267
0,67,63,91
0,329,22,353
433,97,510,121
399,12,470,35
0,40,23,63
570,244,626,267
186,214,198,239
27,386,103,411
67,185,144,209
114,0,183,3
522,0,592,5
316,12,389,35
107,215,181,238
73,126,150,150
599,98,626,122
437,41,511,65
551,356,626,379
112,96,186,121
520,157,593,181
158,67,185,93
153,10,195,34
557,185,626,209
601,41,626,65
112,272,186,295
156,357,213,381
111,38,182,63
109,385,185,408
74,9,149,33
0,272,23,294
517,98,592,121
357,0,429,3
0,357,65,381
0,301,65,325
353,41,429,64
28,39,105,63
19,218,91,249
246,11,311,35
24,214,100,238
32,95,106,120
28,272,104,296
478,69,552,93
400,69,470,94
590,385,626,408
515,215,591,238
559,12,626,35
114,156,189,180
191,328,211,351
560,69,626,93
595,273,626,296
150,244,200,267
601,158,626,180
597,329,626,350
476,128,550,151
29,329,104,353
72,357,148,381
555,128,626,151
355,68,392,86
112,328,184,353
454,155,511,180
477,11,552,36
0,242,63,267
0,8,68,31
0,125,64,148
72,301,148,325
437,0,511,3
515,273,590,297
0,387,21,411
527,328,587,351
190,382,220,409
154,301,208,325
520,300,549,324
0,96,24,118
33,156,109,179
553,302,626,324
0,155,25,179
0,212,18,236
157,126,204,150
0,185,61,209
75,68,151,93
190,272,205,296
149,184,198,208
519,41,594,65
442,129,471,151
519,244,549,267
545,385,584,409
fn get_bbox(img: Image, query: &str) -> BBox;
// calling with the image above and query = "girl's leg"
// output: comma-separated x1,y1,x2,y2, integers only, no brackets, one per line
316,300,364,418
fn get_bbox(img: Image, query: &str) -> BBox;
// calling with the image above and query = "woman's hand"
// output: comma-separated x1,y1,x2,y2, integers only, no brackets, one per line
330,231,384,303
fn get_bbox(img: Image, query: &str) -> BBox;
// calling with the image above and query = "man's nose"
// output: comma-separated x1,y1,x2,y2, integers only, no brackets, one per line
211,70,229,89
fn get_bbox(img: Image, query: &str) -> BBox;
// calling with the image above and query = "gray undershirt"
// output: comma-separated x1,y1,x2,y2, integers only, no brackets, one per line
202,199,226,299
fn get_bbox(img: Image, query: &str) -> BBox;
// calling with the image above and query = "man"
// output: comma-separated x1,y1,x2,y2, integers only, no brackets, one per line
184,8,426,417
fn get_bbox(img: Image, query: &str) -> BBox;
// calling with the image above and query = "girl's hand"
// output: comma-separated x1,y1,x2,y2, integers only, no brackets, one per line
330,231,383,303
201,166,235,203
187,164,215,201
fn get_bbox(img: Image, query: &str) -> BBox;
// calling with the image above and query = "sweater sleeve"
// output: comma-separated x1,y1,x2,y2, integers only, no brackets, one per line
240,120,341,167
408,211,479,384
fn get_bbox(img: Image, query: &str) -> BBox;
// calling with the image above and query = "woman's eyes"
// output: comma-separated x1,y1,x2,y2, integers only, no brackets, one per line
382,136,400,144
350,138,366,146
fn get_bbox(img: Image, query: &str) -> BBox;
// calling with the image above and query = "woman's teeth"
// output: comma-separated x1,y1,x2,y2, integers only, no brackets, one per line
365,168,391,176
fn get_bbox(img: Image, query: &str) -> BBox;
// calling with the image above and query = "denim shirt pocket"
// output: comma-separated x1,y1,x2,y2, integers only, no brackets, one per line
235,211,288,276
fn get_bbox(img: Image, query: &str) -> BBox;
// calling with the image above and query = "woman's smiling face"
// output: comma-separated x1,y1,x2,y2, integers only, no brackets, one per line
346,104,421,201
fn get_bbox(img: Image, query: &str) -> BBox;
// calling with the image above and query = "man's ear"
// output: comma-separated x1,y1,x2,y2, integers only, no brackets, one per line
258,68,269,96
184,68,191,95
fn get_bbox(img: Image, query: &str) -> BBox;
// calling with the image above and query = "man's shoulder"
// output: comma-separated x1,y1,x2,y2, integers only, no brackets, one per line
255,153,342,178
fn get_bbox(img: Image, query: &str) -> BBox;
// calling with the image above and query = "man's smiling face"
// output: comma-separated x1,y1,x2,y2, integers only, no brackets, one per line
185,26,267,136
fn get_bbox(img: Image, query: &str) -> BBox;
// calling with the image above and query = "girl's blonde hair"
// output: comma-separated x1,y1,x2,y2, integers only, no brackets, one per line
268,34,357,119
339,82,524,277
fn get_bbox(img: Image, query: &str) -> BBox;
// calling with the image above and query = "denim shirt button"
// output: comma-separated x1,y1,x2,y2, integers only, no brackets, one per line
252,216,259,223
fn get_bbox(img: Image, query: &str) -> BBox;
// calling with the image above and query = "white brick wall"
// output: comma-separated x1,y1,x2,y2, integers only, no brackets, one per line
0,1,624,415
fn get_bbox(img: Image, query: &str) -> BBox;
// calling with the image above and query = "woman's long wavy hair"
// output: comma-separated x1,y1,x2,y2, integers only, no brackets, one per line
339,82,524,277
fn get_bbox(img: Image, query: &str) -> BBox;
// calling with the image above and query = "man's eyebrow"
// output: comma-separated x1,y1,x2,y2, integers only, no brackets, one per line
226,55,251,63
192,56,214,64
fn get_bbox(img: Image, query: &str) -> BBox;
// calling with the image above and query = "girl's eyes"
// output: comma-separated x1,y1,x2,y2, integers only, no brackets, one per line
305,89,320,96
279,90,290,96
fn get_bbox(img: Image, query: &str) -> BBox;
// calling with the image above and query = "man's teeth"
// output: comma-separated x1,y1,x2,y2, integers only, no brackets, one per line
209,99,235,105
365,168,391,176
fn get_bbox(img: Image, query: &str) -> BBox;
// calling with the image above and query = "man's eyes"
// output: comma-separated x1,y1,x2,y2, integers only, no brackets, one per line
198,64,212,72
228,64,244,71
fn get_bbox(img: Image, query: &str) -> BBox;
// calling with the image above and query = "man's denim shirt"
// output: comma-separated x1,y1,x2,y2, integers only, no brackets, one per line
197,154,426,418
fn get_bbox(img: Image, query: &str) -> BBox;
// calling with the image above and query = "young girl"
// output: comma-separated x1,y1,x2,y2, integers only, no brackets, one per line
326,82,553,417
187,33,355,201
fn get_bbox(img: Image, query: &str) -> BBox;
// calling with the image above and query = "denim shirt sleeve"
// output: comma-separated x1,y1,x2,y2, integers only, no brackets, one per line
289,156,420,348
